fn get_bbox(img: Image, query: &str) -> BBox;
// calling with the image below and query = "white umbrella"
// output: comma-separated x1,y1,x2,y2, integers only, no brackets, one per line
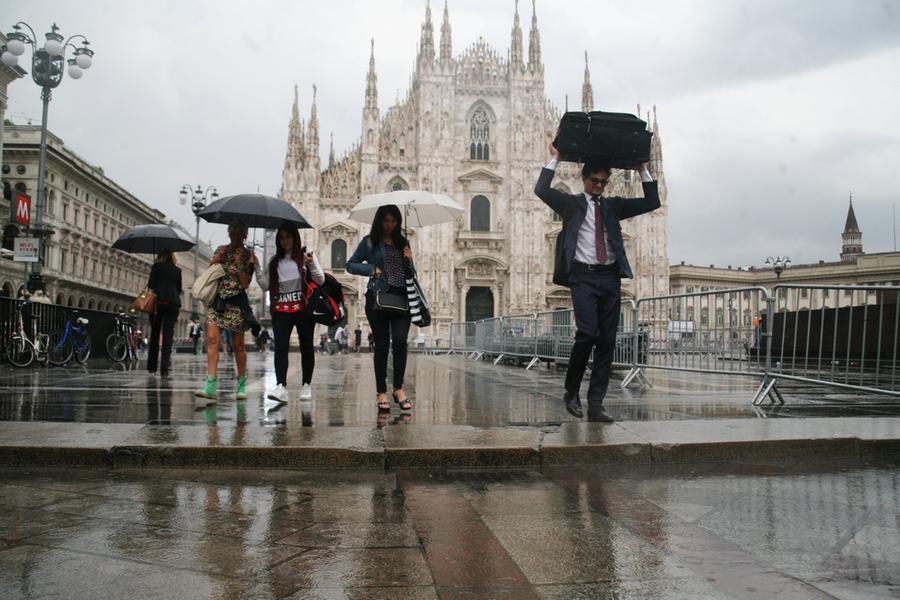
348,190,464,228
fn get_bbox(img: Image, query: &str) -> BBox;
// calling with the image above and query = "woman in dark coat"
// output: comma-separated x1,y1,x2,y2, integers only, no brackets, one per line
146,250,182,376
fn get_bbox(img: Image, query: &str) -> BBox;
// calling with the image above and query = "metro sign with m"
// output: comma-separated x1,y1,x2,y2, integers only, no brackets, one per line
14,192,31,226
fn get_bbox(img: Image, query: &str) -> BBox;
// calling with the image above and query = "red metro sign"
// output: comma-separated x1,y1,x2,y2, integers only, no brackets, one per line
14,192,31,226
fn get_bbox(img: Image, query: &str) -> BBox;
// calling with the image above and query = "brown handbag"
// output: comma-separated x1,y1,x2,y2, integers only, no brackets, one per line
132,288,157,314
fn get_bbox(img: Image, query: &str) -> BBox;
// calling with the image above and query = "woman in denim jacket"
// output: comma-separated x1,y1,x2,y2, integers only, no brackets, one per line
347,204,415,412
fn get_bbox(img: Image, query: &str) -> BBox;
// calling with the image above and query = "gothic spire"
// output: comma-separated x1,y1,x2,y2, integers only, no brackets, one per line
284,84,303,171
328,132,335,169
510,0,524,69
581,51,593,112
365,39,378,110
439,0,452,65
844,193,860,233
527,0,542,71
419,0,436,65
841,192,863,261
308,84,320,161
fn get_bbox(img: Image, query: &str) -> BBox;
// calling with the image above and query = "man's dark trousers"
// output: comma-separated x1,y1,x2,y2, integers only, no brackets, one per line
565,263,621,411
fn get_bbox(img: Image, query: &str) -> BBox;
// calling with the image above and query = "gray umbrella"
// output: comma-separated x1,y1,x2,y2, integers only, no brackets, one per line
112,224,195,254
197,194,312,229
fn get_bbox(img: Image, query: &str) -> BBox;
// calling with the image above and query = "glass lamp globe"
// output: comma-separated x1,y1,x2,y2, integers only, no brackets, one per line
1,50,18,67
5,34,26,56
67,59,83,79
44,31,64,57
75,47,93,69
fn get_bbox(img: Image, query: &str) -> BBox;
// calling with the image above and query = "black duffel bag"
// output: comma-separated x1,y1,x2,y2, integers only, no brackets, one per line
553,111,652,168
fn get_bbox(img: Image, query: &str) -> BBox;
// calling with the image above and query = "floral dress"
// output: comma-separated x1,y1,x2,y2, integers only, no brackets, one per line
207,244,252,332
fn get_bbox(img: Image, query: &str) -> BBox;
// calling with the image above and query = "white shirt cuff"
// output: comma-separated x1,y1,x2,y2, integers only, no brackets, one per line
639,170,653,183
546,159,559,171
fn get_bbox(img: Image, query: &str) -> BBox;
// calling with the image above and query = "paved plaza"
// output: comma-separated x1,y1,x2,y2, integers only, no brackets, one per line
1,353,899,598
1,462,899,599
3,352,900,428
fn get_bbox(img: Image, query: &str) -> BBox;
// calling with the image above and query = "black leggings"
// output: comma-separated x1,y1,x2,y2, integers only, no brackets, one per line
271,311,316,385
365,292,411,394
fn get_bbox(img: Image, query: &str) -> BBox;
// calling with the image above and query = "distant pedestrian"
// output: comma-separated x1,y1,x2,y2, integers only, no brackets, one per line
146,250,182,378
347,204,414,413
189,318,202,354
336,326,349,354
318,333,328,354
367,331,374,351
354,325,362,353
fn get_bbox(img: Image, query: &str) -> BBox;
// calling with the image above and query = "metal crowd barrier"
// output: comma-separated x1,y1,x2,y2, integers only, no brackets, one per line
448,284,900,405
760,284,900,402
620,287,770,389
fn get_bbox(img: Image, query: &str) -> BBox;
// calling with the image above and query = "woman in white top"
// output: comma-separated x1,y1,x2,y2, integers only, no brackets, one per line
255,222,324,402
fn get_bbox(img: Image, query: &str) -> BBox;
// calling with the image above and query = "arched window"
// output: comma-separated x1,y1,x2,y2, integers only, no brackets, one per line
387,176,408,192
331,239,347,270
470,195,490,232
469,108,490,161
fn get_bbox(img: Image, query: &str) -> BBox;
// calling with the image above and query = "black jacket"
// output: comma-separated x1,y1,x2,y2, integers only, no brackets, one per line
534,167,660,279
148,261,183,307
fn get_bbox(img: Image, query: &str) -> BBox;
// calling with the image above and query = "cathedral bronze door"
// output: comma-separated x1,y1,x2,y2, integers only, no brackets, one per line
465,287,494,322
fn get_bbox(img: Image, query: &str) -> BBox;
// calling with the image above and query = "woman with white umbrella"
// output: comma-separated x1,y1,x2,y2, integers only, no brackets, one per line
347,204,415,413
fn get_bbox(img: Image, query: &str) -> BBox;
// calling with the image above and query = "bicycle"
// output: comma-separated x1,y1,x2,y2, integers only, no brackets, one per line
48,310,92,366
6,301,51,368
106,312,140,363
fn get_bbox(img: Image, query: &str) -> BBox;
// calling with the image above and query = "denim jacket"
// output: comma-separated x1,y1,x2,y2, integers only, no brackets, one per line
347,237,416,293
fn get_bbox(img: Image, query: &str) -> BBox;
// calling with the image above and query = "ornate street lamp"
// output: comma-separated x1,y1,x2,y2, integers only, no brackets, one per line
2,22,94,291
179,184,218,313
764,256,791,280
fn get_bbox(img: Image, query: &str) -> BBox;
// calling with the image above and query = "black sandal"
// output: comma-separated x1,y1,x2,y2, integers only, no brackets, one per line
377,394,391,411
392,390,413,411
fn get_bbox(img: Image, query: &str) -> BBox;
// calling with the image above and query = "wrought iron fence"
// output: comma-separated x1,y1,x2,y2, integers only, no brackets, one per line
0,297,134,364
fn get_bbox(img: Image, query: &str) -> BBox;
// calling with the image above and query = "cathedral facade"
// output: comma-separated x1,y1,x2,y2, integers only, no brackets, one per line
279,2,669,342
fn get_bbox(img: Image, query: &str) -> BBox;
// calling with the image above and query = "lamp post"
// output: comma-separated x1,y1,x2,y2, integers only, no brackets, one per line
179,184,218,314
764,256,791,280
2,22,94,292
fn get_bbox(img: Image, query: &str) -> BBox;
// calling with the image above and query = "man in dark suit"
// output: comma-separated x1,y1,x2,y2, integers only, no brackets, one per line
535,142,660,422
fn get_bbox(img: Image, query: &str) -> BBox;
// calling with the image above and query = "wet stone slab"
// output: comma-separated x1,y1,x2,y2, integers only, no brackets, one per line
0,464,898,599
384,425,541,468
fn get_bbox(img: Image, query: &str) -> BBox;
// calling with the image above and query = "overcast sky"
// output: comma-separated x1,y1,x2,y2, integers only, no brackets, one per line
5,0,900,267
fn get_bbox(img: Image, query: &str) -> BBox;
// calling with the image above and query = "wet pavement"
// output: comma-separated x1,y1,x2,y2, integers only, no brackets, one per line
2,352,899,428
1,462,898,599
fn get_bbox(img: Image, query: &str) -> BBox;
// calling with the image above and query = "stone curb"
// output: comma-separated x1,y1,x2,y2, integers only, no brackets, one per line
1,436,897,469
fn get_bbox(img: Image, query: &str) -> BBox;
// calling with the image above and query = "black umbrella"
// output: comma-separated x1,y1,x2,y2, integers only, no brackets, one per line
112,224,196,254
197,193,312,229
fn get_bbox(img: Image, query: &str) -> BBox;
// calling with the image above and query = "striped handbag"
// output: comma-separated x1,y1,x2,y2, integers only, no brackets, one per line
405,263,431,327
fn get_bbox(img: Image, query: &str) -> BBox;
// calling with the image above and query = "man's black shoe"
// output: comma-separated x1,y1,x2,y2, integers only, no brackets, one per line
587,406,615,423
563,392,583,418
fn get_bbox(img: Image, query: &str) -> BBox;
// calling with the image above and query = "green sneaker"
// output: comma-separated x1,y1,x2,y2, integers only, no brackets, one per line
195,375,218,399
236,375,248,400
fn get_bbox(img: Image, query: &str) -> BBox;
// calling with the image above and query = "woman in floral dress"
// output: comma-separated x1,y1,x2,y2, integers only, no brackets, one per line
195,221,257,400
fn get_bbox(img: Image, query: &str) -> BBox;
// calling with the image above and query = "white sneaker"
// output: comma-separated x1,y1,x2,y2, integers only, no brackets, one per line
267,384,289,403
300,383,312,400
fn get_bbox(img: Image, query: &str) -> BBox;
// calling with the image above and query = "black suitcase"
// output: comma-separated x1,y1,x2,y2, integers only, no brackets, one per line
553,111,652,168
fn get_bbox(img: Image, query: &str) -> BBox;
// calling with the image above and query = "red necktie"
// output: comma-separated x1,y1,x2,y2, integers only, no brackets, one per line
593,196,608,263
